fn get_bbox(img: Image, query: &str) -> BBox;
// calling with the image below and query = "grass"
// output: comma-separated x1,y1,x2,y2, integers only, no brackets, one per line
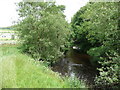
0,45,86,88
0,29,15,32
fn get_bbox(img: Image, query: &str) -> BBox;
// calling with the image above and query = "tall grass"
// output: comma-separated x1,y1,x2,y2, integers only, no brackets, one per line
0,45,86,88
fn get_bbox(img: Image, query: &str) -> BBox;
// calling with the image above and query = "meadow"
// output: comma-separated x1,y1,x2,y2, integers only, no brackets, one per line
0,29,18,40
0,29,15,32
0,45,86,88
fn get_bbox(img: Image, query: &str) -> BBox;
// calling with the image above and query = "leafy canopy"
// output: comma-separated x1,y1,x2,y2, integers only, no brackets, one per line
71,2,120,86
16,2,70,63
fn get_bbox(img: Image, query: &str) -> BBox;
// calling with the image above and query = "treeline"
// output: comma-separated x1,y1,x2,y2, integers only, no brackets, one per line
71,2,120,87
0,27,12,30
16,1,120,87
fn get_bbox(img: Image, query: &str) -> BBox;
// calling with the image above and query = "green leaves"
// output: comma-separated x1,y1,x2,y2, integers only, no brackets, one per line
71,2,120,86
16,2,70,63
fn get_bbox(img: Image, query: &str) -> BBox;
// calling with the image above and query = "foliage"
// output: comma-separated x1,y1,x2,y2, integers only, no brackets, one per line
70,3,93,54
95,51,120,86
0,45,86,88
16,2,70,63
71,2,120,86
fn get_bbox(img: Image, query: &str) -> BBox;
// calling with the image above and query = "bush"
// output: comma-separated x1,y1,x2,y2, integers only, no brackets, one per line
16,2,70,64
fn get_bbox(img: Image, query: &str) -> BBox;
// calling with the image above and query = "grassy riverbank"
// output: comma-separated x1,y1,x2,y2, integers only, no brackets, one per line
0,45,86,88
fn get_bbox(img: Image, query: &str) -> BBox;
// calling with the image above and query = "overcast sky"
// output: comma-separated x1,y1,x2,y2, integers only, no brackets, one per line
0,0,89,27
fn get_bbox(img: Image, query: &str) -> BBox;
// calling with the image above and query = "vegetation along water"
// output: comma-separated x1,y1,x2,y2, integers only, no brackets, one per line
0,1,120,89
0,45,86,88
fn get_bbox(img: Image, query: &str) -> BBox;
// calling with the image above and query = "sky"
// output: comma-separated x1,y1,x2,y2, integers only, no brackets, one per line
0,0,89,27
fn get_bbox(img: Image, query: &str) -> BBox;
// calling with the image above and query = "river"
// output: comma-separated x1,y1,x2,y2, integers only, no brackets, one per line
51,47,98,86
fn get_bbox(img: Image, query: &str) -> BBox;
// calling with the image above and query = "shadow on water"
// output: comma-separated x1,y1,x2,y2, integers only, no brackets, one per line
50,46,120,89
51,47,99,87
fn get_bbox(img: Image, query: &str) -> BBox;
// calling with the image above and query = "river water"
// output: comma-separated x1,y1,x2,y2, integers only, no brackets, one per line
51,48,98,86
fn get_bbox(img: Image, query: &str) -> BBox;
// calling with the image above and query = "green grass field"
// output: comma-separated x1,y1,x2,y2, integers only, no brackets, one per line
0,28,15,31
0,29,18,40
0,45,86,88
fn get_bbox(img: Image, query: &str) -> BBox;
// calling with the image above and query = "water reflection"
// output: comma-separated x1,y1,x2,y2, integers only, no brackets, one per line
52,46,98,85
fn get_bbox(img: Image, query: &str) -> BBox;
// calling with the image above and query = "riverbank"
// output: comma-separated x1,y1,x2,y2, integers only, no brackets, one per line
0,45,86,88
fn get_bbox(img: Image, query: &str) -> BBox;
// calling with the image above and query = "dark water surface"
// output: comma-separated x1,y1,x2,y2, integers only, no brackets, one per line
51,49,98,86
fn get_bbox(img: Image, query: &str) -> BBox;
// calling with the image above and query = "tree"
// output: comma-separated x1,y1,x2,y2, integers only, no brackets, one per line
16,2,70,64
71,2,120,87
